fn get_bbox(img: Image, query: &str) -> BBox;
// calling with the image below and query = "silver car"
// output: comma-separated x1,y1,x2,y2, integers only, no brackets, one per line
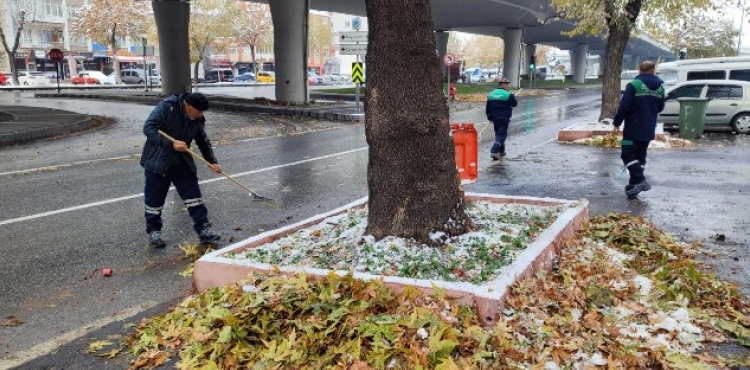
659,79,750,134
120,69,160,85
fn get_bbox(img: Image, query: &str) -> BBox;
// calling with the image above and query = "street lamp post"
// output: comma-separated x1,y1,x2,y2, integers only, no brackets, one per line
142,37,149,92
739,0,747,56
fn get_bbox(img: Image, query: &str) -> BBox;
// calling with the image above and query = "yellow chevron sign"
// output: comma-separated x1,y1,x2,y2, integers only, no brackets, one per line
352,62,364,83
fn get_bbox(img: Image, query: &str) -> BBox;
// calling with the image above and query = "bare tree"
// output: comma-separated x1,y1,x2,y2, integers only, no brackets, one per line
460,35,504,68
308,13,331,73
0,0,45,85
364,0,472,244
189,0,234,84
228,2,272,74
70,0,150,84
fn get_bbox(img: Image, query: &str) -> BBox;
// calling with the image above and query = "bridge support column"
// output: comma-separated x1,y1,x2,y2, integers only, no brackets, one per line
502,28,522,87
572,43,589,84
269,0,309,103
435,31,449,78
632,55,641,70
598,56,605,78
523,44,536,77
153,0,191,95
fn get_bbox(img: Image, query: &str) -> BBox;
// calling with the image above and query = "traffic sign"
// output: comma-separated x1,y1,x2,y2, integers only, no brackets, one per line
340,44,367,55
352,17,361,31
443,53,456,66
339,31,368,43
49,48,63,62
352,62,364,83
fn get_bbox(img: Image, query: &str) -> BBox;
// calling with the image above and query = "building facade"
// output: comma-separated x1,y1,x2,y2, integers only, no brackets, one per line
2,0,155,77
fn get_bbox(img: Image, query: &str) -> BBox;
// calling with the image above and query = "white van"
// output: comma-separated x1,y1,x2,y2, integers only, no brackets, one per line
656,56,750,86
620,70,640,92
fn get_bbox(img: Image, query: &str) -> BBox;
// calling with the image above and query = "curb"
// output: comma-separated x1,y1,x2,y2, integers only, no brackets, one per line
0,116,99,146
35,93,366,122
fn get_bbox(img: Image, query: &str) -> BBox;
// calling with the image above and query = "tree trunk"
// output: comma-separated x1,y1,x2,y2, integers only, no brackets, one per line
364,0,472,245
250,44,257,73
110,26,122,84
599,23,630,121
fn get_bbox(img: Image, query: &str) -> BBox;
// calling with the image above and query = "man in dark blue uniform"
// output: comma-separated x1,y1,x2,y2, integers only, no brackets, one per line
140,93,222,248
485,77,518,160
613,61,665,198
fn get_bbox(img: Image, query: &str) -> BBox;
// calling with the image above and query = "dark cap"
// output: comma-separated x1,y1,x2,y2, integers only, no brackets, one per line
184,93,209,111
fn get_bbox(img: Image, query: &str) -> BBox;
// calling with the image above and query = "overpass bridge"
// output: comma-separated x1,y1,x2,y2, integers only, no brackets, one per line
152,0,674,103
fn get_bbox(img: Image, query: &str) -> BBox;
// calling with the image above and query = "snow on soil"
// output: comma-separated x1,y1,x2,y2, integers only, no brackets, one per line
230,202,570,284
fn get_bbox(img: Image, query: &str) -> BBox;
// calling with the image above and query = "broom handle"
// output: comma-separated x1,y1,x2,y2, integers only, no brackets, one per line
157,130,256,194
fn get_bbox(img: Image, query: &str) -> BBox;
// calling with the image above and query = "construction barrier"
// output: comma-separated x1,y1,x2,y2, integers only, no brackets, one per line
450,123,478,183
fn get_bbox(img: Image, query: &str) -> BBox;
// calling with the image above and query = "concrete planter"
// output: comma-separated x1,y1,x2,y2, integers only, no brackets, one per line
194,193,589,326
558,122,665,142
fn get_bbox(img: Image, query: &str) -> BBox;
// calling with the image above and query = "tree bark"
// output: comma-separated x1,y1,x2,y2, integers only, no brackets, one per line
599,0,642,121
364,0,472,245
599,25,629,121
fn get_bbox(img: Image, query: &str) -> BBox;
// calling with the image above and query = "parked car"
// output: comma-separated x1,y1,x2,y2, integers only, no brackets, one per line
307,71,324,84
120,69,160,85
234,72,255,82
204,69,234,83
658,80,750,134
16,71,51,86
256,71,275,83
71,70,116,85
0,72,6,86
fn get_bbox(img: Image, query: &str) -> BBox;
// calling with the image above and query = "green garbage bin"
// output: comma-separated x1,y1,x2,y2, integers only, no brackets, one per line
676,97,711,139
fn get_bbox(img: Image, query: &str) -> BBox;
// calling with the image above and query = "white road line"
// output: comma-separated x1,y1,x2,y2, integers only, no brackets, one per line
0,155,138,177
0,147,367,227
0,301,159,369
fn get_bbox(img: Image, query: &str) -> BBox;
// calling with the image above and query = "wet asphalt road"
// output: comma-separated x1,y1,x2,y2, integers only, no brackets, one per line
1,87,748,368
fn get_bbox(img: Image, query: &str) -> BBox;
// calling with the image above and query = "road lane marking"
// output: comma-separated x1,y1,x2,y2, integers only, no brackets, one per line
0,147,367,227
0,155,138,177
0,301,159,369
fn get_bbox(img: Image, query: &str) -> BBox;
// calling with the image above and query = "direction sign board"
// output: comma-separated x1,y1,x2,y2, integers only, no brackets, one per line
352,62,364,83
340,44,367,55
49,48,64,62
443,52,456,66
339,31,368,43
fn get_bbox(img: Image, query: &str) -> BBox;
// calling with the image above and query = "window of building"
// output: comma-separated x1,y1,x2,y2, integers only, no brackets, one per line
243,45,252,55
68,5,81,17
20,30,33,45
44,0,63,17
230,45,237,55
323,49,328,58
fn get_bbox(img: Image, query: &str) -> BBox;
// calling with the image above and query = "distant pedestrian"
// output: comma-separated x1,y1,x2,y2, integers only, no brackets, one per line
485,77,518,160
140,92,222,248
612,60,665,198
449,79,456,101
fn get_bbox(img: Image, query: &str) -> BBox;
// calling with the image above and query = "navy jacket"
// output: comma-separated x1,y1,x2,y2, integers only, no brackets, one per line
140,94,218,177
485,87,518,122
613,74,665,141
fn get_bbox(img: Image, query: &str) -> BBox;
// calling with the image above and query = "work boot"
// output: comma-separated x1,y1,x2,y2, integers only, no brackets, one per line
149,230,166,249
198,224,221,244
490,152,501,160
625,180,651,197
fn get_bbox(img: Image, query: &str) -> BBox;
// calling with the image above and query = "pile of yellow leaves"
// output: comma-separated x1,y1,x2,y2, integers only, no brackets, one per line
115,215,749,369
580,133,622,148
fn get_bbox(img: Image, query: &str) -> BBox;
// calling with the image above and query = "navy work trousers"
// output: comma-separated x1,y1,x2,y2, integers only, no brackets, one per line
490,118,510,154
144,165,209,234
621,138,650,184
